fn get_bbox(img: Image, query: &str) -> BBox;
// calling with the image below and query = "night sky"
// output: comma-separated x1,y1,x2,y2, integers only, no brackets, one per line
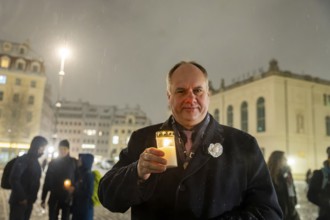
1,0,329,123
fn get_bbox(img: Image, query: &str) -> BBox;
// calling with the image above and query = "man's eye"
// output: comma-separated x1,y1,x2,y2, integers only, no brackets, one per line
175,89,185,94
194,88,203,94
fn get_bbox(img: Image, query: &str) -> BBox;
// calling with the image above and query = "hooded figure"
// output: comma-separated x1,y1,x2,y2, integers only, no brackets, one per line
9,136,47,220
72,153,94,220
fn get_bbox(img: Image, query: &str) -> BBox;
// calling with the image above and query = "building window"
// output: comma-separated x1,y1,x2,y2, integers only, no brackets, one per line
16,60,26,70
257,97,266,132
31,63,40,72
112,135,119,144
0,75,6,84
30,80,36,88
0,56,10,68
15,78,21,85
227,105,233,127
296,114,304,133
13,93,19,103
19,46,26,55
326,116,330,136
28,95,34,105
0,91,3,101
240,101,248,132
214,108,220,122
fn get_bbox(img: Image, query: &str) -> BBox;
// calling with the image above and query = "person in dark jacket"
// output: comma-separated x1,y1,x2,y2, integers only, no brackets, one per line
267,151,300,220
98,61,282,219
41,139,77,220
72,153,94,220
9,136,48,220
307,146,330,220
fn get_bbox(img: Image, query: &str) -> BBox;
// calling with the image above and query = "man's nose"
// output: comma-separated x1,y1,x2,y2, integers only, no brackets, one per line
185,90,196,101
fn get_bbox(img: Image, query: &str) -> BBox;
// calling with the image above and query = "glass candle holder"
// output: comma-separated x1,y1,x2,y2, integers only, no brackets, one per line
156,130,177,168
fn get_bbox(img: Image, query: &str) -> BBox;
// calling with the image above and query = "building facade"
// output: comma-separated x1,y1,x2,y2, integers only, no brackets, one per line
209,60,330,177
55,100,151,161
0,40,47,164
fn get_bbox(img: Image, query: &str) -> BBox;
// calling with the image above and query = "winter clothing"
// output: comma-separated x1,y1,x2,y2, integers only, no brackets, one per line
99,115,282,219
72,153,94,220
307,161,330,220
9,135,47,220
273,166,300,220
59,139,70,148
41,154,77,220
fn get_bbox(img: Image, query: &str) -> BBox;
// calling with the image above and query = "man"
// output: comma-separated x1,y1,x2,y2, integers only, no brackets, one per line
307,146,330,220
41,139,77,220
9,136,48,220
98,61,282,219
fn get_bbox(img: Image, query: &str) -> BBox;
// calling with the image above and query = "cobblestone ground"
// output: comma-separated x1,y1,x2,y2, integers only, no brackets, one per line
0,169,319,220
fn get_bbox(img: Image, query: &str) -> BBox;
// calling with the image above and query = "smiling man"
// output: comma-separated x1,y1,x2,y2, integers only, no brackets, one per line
98,61,282,219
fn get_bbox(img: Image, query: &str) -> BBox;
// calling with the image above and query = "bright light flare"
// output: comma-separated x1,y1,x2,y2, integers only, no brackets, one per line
59,47,70,60
287,157,295,166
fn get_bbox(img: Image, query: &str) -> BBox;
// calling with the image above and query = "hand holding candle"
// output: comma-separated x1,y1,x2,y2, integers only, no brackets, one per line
156,131,177,168
64,179,71,190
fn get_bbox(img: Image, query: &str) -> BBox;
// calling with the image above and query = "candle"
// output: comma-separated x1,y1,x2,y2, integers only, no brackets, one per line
156,131,177,168
64,179,71,189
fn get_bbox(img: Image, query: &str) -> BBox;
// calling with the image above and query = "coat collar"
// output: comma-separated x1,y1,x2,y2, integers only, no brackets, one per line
159,114,226,177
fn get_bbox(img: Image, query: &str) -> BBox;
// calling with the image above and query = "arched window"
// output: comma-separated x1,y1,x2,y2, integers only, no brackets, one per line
0,56,10,68
227,105,233,127
31,62,41,73
16,59,26,71
326,116,330,136
240,101,248,132
214,108,220,122
257,97,266,132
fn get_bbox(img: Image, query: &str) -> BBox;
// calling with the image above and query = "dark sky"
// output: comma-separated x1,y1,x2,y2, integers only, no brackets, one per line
1,0,329,123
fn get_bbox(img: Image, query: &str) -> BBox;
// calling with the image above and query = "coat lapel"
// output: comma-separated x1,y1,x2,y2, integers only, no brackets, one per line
182,117,225,179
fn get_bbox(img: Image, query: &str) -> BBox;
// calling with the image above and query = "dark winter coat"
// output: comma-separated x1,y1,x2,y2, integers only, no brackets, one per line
41,155,77,204
72,154,94,220
273,168,300,220
307,164,330,220
98,115,282,219
9,144,43,204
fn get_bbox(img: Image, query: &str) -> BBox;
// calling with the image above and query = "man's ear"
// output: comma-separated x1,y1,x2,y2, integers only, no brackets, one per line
167,91,171,99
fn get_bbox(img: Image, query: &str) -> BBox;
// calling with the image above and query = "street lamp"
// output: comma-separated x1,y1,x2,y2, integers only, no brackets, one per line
57,46,70,104
54,46,70,149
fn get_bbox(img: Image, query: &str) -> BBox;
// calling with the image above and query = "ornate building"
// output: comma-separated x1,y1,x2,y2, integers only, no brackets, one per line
209,60,330,177
0,40,47,164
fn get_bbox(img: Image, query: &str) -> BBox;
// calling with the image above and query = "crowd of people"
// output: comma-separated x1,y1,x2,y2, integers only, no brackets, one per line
2,61,330,220
6,138,95,220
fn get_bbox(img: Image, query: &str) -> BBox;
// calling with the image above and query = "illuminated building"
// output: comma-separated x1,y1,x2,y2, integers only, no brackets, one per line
209,59,330,177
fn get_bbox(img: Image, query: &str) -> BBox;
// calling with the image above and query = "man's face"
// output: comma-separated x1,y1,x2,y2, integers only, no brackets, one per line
167,63,209,129
58,146,69,157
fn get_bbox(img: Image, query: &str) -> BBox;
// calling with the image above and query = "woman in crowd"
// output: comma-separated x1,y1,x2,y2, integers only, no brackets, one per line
267,150,300,220
72,153,94,220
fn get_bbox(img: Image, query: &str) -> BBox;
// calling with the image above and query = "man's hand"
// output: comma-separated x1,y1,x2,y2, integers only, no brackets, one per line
137,147,167,181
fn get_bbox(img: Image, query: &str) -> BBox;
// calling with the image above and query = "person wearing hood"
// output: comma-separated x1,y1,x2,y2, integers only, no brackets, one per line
41,139,78,220
307,146,330,220
72,153,94,220
8,135,48,220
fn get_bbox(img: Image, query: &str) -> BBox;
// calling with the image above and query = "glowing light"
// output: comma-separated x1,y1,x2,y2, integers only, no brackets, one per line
287,157,295,166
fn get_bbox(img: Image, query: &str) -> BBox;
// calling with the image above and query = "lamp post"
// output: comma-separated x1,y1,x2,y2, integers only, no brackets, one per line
54,46,70,155
56,47,70,107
